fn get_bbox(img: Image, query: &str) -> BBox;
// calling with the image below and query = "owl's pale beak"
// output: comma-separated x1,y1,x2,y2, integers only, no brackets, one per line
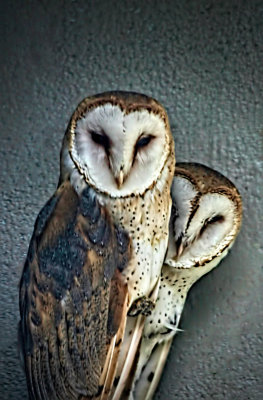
176,235,186,258
109,155,126,189
115,170,124,188
177,236,193,258
177,242,184,257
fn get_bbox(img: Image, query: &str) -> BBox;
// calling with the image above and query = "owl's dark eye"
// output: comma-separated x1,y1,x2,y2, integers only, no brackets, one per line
199,215,225,236
136,135,153,149
90,130,110,151
132,134,154,165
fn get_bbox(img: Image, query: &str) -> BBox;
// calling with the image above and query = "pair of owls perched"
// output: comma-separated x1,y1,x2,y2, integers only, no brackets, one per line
19,92,242,400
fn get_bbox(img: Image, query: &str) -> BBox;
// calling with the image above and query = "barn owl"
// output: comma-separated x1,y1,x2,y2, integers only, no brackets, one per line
127,162,242,400
19,91,175,399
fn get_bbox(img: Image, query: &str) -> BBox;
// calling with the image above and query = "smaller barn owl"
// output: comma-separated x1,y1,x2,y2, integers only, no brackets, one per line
128,162,242,400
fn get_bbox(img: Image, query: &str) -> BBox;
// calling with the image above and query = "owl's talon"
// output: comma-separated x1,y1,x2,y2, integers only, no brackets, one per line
128,296,155,317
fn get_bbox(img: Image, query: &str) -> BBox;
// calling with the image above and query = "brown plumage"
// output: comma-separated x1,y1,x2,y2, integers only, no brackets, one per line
19,181,131,399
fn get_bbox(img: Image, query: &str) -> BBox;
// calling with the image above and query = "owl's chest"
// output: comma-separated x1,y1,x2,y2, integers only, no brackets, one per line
105,192,171,301
109,194,170,246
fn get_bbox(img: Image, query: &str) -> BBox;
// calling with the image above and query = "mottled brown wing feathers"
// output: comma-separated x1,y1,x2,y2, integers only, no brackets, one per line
98,271,129,400
19,182,131,400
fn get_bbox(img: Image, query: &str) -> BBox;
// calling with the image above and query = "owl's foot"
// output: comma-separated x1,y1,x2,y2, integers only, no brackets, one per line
128,296,155,317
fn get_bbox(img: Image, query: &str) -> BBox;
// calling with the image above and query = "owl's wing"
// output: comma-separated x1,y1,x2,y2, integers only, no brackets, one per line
129,162,242,400
19,181,131,400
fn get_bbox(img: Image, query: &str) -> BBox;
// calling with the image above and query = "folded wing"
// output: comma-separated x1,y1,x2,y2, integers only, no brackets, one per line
19,181,131,400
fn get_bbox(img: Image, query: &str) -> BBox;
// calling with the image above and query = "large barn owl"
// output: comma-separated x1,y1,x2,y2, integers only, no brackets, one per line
127,162,242,400
19,91,175,399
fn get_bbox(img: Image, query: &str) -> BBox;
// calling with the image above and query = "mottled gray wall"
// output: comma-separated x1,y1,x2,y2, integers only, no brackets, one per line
0,1,262,399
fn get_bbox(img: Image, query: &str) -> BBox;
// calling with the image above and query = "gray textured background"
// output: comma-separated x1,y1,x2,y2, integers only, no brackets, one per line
0,1,262,399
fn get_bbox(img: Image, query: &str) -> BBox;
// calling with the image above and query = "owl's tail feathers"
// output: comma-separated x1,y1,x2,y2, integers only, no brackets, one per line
132,337,173,400
98,289,129,400
111,314,145,400
110,277,161,400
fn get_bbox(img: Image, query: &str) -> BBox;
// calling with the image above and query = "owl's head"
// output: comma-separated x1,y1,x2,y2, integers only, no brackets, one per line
60,91,174,197
166,163,242,268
